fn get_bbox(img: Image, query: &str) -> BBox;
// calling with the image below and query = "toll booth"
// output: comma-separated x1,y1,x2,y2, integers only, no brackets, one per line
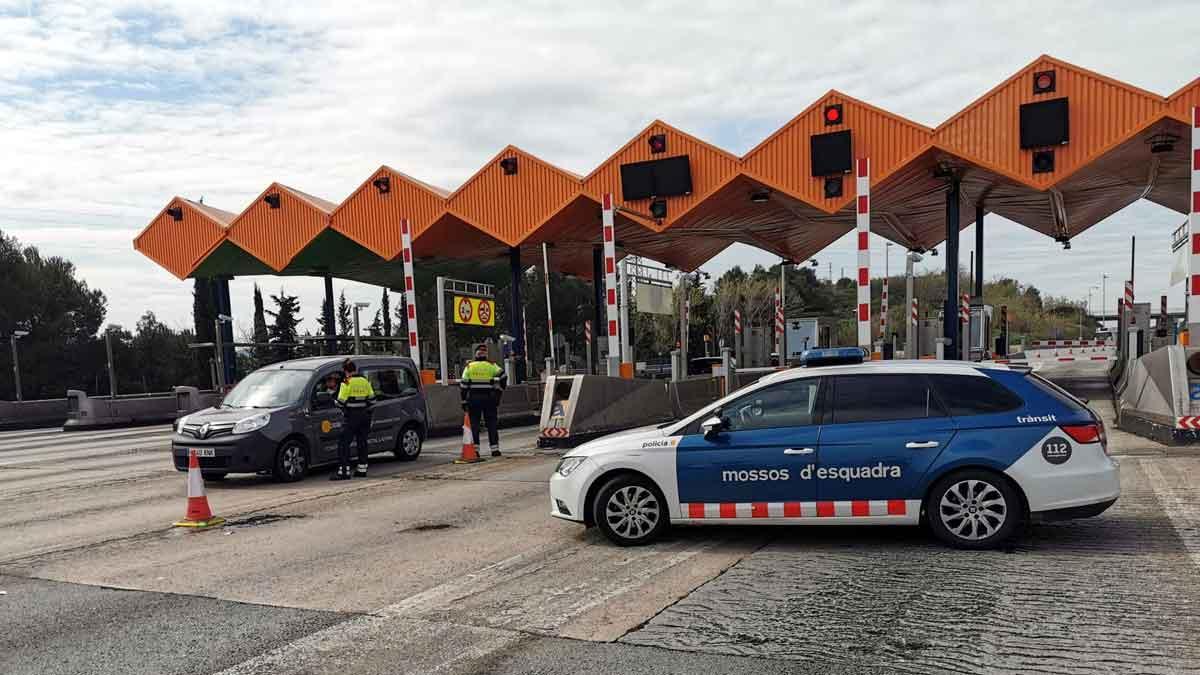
968,304,993,360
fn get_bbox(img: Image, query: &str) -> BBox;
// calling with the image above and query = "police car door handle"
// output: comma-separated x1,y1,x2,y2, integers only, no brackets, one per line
784,447,815,455
905,441,940,449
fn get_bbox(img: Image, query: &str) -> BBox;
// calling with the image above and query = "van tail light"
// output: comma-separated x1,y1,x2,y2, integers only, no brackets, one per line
1061,423,1101,445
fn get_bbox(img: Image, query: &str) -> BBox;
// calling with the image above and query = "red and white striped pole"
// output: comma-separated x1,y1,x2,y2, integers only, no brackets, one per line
733,308,742,336
961,293,970,360
910,296,918,349
856,158,871,349
400,218,421,371
601,194,620,374
1190,106,1200,338
774,289,784,363
733,308,742,367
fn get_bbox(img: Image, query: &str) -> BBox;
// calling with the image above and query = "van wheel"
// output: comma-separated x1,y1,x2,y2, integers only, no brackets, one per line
926,469,1021,550
593,474,668,547
272,439,309,482
394,424,422,461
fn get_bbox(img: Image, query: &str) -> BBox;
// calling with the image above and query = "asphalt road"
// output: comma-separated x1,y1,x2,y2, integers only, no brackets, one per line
2,388,1200,675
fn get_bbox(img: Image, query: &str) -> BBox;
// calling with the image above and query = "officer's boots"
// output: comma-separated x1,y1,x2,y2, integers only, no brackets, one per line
354,463,368,478
330,465,352,481
491,446,502,458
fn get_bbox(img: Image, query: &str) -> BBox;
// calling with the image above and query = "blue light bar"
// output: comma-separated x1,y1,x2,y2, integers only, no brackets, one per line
799,347,867,367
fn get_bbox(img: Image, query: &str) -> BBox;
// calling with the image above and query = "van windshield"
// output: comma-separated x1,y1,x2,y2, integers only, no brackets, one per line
222,369,311,409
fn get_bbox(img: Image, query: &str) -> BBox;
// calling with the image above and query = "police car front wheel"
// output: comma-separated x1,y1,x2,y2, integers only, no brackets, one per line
926,469,1021,550
593,475,668,547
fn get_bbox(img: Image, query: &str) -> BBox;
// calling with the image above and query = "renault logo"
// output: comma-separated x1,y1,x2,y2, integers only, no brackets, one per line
199,423,211,439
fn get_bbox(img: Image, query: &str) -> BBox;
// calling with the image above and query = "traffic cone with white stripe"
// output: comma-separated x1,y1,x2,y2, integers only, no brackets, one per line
454,412,484,464
173,449,225,528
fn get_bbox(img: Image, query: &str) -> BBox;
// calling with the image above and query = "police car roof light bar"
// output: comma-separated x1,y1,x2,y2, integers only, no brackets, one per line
798,347,867,367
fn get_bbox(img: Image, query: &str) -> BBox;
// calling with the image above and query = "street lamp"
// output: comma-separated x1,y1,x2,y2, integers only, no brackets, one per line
1101,274,1109,324
352,302,371,355
10,330,28,402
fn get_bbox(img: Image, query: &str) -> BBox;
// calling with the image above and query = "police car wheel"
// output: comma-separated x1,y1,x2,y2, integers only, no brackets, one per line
593,475,668,547
272,439,309,483
394,425,422,461
926,470,1020,550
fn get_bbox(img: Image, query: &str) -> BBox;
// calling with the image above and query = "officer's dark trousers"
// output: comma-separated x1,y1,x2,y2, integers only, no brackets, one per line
466,394,499,448
338,409,371,467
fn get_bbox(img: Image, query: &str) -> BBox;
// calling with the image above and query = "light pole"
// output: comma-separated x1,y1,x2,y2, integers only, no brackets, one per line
214,314,232,389
352,302,370,355
104,326,121,396
1102,274,1109,327
1085,285,1098,338
10,330,28,402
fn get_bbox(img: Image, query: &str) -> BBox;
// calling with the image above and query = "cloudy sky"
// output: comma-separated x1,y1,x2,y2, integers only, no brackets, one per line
1,0,1197,339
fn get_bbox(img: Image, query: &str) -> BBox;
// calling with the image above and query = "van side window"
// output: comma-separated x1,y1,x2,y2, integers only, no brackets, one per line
396,367,418,393
363,369,401,398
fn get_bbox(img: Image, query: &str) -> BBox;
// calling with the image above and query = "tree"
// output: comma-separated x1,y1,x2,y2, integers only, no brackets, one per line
336,291,353,354
381,289,392,338
266,289,302,361
316,293,334,338
251,284,270,366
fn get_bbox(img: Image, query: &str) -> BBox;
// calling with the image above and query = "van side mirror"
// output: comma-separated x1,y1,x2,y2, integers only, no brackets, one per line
314,390,333,408
701,416,727,438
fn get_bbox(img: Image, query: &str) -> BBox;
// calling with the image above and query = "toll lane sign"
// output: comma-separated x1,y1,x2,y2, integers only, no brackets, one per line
453,296,495,326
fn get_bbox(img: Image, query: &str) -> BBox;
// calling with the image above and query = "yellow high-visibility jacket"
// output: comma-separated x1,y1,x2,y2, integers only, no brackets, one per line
460,359,507,400
337,375,375,410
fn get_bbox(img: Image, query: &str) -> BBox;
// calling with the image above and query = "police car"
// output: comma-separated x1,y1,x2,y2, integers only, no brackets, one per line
549,349,1119,549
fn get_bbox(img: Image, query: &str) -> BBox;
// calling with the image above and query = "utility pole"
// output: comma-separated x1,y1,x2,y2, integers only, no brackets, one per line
10,331,28,402
104,328,118,397
542,243,555,368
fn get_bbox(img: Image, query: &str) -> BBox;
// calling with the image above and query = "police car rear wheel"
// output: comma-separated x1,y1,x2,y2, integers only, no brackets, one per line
927,470,1020,549
394,425,422,461
272,439,309,483
594,476,667,546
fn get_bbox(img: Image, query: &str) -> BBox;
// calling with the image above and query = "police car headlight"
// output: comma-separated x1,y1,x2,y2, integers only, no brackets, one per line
174,415,189,434
555,456,586,477
232,412,270,435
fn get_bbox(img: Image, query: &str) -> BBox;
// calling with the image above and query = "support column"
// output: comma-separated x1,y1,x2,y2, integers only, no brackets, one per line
905,252,917,356
213,276,235,384
1189,106,1200,337
855,158,872,349
944,179,961,359
975,205,985,300
592,245,604,375
509,246,525,384
323,274,336,355
542,243,556,367
400,218,422,372
601,195,620,376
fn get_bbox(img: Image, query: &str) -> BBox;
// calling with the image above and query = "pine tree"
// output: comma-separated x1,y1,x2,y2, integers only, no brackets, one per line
251,284,270,365
266,289,302,361
317,294,335,338
381,289,392,354
336,291,353,354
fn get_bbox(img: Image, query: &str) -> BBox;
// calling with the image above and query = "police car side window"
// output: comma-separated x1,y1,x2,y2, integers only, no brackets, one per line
720,379,822,432
830,374,944,424
928,374,1022,416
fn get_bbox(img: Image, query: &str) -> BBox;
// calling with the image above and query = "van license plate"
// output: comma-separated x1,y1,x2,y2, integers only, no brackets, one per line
192,448,215,458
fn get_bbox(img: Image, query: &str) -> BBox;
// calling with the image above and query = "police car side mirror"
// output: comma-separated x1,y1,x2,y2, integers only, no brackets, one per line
701,416,726,438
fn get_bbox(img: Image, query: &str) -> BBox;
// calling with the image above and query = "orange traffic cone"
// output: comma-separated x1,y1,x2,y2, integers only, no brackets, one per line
454,412,485,464
173,449,225,528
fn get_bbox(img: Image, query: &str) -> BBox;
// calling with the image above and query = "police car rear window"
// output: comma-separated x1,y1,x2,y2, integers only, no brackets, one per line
927,374,1023,416
830,374,945,424
1026,373,1090,413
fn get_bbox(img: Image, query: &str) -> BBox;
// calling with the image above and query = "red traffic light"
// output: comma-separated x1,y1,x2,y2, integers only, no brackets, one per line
823,104,843,126
648,134,667,154
1033,70,1055,94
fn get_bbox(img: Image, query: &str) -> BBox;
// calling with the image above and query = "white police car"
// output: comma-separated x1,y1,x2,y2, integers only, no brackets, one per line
549,350,1119,549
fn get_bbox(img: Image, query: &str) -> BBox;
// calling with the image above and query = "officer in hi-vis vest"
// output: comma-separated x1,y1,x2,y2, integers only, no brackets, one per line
460,343,507,457
332,359,375,480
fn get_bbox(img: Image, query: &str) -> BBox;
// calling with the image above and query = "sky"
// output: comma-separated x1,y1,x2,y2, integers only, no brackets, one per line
1,0,1197,340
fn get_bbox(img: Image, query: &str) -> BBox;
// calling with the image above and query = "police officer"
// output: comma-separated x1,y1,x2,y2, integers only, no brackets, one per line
332,359,375,480
460,343,507,457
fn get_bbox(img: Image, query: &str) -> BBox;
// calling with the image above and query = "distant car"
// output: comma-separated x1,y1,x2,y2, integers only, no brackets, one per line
550,350,1119,549
172,356,428,481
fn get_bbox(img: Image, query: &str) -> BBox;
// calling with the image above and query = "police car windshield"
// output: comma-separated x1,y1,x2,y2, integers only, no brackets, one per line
222,369,311,409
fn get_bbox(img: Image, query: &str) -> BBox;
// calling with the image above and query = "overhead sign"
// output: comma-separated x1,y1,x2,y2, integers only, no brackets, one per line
453,296,495,327
636,282,673,316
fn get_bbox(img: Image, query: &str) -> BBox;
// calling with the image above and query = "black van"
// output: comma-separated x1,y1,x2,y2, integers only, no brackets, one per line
171,356,427,481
